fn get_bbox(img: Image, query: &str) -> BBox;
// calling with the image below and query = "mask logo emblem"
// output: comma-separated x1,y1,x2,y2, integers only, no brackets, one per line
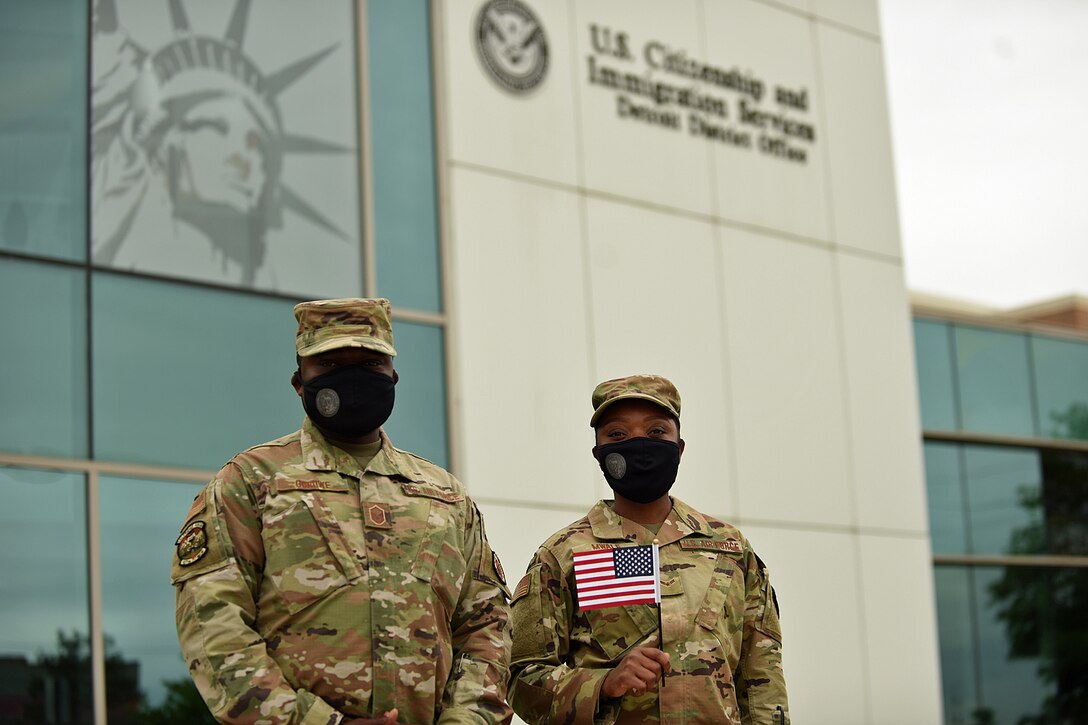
605,452,627,480
316,388,340,417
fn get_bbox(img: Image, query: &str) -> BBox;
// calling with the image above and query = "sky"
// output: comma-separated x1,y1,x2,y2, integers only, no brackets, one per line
879,0,1088,310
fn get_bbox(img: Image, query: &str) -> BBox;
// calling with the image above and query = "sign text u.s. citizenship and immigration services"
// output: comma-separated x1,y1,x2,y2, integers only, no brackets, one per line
587,24,817,164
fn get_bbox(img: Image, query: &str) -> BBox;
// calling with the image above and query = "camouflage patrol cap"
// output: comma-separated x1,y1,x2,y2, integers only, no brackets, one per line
293,298,397,357
590,374,681,427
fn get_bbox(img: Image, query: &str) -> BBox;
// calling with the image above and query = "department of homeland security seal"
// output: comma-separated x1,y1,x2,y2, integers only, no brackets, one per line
176,520,209,567
605,452,627,480
315,387,340,417
474,0,548,93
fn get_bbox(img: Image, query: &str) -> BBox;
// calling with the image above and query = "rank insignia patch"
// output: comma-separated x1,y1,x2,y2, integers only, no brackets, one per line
176,521,208,567
365,502,392,528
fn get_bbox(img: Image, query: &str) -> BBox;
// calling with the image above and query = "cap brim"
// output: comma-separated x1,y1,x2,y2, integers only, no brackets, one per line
298,336,397,357
589,393,679,427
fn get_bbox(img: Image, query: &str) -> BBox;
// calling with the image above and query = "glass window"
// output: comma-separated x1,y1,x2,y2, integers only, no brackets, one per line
924,442,967,555
92,273,302,470
0,258,88,458
0,0,87,261
368,0,443,313
932,567,974,725
963,446,1042,556
384,320,448,468
0,466,91,723
954,325,1036,437
1031,335,1088,441
89,1,363,299
933,565,1088,725
99,475,210,721
913,320,957,431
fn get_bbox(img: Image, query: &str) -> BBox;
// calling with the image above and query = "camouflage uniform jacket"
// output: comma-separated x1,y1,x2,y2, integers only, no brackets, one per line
172,419,512,724
508,498,788,724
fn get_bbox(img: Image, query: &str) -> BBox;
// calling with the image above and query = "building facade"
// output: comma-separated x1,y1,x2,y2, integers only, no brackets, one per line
1,1,945,723
914,297,1088,725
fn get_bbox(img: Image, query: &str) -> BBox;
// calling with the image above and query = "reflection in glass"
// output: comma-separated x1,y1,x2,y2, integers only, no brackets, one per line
0,258,88,458
0,0,87,261
1038,450,1088,557
383,321,449,468
954,326,1035,437
1032,335,1088,442
986,565,1087,723
92,274,301,470
100,475,209,721
933,565,1088,725
913,320,958,431
0,467,91,723
963,447,1041,556
368,0,443,313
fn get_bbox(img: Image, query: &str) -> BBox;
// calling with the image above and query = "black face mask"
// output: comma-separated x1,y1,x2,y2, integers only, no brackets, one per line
300,365,395,439
594,437,681,504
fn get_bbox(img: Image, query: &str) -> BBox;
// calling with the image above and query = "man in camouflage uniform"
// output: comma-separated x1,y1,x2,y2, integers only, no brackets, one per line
172,298,512,724
509,375,788,724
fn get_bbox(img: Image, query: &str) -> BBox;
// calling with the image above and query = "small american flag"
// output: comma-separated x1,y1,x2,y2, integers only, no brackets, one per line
573,544,661,610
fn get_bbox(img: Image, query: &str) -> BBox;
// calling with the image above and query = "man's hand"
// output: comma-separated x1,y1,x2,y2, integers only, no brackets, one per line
601,646,671,699
343,709,398,725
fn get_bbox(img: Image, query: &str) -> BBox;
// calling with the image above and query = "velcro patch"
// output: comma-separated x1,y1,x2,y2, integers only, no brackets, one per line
186,492,206,521
365,502,393,529
277,479,351,492
492,552,506,586
680,538,743,553
402,482,464,503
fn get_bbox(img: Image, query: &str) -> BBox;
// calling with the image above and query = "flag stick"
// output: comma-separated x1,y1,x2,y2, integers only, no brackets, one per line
653,544,664,686
656,602,665,685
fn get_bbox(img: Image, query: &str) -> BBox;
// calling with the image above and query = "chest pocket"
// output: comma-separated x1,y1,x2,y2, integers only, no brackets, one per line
263,491,363,615
402,482,465,614
584,603,659,661
694,550,745,636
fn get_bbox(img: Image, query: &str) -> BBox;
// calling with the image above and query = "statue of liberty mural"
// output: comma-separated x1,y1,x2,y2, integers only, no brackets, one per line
91,0,354,290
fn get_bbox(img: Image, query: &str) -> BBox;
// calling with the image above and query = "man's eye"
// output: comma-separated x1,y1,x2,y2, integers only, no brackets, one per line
607,430,625,438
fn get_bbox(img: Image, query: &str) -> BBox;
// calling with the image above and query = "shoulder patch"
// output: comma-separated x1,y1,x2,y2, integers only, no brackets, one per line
176,520,209,566
679,538,743,553
492,551,506,586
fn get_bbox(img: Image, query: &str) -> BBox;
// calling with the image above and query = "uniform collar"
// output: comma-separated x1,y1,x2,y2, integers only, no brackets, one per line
588,497,716,546
300,418,426,483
